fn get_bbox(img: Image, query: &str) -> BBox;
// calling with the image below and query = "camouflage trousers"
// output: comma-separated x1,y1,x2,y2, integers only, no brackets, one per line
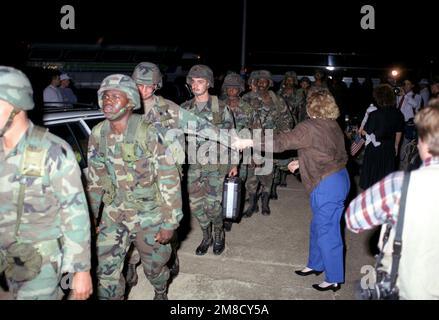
187,167,225,229
127,232,179,266
245,166,273,195
238,164,248,182
6,248,63,300
272,165,281,186
96,215,171,300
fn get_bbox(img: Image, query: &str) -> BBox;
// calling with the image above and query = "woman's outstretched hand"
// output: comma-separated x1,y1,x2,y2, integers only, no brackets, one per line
232,138,254,151
288,160,299,174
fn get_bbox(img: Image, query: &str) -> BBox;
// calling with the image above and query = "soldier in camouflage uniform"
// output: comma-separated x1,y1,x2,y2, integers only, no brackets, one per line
242,70,260,104
220,73,253,231
0,66,92,300
244,70,290,216
87,74,182,300
278,71,305,129
181,65,238,256
276,71,305,188
299,76,312,122
124,62,239,289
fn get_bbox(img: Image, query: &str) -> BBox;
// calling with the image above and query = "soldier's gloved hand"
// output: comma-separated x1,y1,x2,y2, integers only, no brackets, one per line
155,229,174,244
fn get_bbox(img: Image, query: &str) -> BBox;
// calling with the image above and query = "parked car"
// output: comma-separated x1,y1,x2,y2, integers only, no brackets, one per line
42,109,105,172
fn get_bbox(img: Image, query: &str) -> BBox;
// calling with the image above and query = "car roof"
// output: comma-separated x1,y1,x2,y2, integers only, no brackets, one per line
43,109,105,122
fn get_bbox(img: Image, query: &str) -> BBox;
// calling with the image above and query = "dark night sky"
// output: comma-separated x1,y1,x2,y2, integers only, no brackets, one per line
2,0,438,74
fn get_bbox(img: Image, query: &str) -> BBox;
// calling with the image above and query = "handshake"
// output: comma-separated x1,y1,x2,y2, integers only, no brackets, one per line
231,137,254,150
231,138,299,174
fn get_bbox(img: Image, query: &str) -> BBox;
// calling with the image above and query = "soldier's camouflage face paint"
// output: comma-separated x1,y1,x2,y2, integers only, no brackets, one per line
102,90,130,121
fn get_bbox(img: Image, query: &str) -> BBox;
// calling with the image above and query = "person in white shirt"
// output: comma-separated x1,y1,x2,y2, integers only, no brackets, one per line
397,79,422,163
418,78,430,107
396,79,421,122
43,73,64,107
59,73,78,106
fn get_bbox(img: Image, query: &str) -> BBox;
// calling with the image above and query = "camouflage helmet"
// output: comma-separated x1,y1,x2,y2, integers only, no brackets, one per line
300,76,311,84
222,73,245,92
284,71,298,85
132,62,163,89
247,70,260,85
0,66,34,111
257,70,273,87
97,74,141,110
186,64,214,88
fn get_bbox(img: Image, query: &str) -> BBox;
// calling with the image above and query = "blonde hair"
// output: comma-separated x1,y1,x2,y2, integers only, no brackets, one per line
306,89,340,120
415,99,439,156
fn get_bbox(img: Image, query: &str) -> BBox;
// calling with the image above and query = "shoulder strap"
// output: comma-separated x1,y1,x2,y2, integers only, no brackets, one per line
125,114,143,144
157,96,172,123
157,96,168,108
211,95,219,113
389,171,411,289
16,125,48,238
269,90,281,106
211,96,222,124
97,120,110,160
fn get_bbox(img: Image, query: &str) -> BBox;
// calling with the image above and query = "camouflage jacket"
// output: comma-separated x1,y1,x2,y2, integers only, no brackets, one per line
222,98,253,132
241,91,258,105
277,88,306,127
181,96,237,171
87,114,182,231
145,95,234,159
248,91,290,133
0,122,91,273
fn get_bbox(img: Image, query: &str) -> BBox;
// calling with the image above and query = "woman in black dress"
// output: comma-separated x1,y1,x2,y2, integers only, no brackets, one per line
359,84,404,189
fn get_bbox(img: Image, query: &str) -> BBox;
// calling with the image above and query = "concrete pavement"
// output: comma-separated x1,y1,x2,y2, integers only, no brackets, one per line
129,174,376,300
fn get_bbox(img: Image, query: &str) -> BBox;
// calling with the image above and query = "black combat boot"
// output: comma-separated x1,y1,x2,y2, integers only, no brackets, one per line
270,183,278,200
124,262,139,298
169,251,180,277
212,225,225,255
261,192,271,215
280,170,288,187
243,193,258,218
126,262,139,287
224,220,233,232
153,289,168,300
195,225,213,256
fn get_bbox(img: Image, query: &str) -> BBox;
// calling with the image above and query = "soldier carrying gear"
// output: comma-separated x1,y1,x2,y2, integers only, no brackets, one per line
132,62,163,90
181,64,238,256
186,64,215,88
0,66,93,300
88,73,183,300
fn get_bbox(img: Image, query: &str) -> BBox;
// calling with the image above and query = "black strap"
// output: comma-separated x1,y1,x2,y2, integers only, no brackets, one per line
389,171,411,289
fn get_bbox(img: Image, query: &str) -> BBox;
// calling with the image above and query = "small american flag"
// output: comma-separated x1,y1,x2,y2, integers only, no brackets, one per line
350,134,365,156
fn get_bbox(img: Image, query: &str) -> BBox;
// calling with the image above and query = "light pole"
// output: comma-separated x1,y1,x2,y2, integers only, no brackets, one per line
240,0,247,78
